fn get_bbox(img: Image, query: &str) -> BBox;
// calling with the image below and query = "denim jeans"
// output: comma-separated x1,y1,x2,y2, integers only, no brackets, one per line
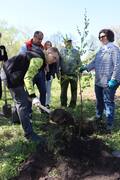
95,84,119,126
33,70,46,106
10,86,34,137
46,78,52,106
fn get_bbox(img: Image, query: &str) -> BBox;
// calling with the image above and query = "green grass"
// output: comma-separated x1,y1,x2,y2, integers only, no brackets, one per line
0,78,120,179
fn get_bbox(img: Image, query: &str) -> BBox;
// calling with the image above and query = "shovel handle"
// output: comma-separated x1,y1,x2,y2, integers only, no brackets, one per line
37,103,51,114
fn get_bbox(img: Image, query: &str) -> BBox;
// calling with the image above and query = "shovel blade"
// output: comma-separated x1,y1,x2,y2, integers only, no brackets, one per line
2,104,12,118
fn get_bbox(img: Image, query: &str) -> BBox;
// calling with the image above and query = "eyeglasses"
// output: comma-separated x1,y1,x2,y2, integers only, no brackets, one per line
99,35,106,40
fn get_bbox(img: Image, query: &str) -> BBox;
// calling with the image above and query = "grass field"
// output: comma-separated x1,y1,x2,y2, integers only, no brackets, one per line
0,77,120,179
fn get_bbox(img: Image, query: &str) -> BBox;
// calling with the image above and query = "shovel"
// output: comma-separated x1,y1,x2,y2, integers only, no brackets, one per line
36,103,51,114
36,103,75,126
2,81,12,118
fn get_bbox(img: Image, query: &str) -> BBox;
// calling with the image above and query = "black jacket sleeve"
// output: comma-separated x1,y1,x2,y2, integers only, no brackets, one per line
0,45,8,61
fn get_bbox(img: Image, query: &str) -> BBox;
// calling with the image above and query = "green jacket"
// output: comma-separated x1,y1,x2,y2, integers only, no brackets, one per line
60,47,81,76
24,57,43,95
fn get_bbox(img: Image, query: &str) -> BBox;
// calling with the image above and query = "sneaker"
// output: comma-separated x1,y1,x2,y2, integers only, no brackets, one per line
61,105,67,109
105,129,112,134
96,115,102,121
68,104,76,109
105,124,113,134
95,119,103,130
26,133,46,144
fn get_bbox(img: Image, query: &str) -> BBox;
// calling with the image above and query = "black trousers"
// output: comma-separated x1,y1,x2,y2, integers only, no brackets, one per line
60,75,78,107
0,77,2,99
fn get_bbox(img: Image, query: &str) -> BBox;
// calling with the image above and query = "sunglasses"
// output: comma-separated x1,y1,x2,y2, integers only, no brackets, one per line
99,35,106,40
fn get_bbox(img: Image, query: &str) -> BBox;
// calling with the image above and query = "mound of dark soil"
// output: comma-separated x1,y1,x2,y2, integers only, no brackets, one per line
11,137,120,180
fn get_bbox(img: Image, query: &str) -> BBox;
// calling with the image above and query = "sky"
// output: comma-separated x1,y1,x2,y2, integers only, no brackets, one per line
1,0,120,40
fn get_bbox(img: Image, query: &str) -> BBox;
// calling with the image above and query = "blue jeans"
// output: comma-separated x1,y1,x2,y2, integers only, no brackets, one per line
46,79,52,105
33,70,46,106
10,86,34,137
95,84,119,126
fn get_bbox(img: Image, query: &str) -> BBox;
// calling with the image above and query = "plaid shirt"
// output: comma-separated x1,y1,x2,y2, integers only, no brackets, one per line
86,42,120,87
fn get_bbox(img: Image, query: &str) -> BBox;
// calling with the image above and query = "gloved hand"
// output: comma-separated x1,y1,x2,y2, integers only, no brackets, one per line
108,79,118,88
79,66,87,73
32,97,41,107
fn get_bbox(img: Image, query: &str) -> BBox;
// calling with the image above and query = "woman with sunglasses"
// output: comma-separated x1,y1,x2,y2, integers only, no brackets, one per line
80,29,120,133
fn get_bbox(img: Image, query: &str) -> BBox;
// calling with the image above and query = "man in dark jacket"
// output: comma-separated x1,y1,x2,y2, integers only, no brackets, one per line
3,51,46,143
4,47,59,142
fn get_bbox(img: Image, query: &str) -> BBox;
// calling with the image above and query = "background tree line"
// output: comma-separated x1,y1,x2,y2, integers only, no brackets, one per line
1,14,120,63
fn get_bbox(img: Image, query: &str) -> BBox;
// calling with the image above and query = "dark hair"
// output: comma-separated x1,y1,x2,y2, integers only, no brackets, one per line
98,29,114,42
67,39,72,43
44,41,52,50
64,39,72,43
33,31,43,37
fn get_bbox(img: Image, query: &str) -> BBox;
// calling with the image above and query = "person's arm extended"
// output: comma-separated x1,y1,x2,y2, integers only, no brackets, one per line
86,58,96,72
24,57,43,95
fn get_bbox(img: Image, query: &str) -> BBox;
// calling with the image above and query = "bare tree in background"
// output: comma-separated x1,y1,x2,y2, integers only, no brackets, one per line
49,32,63,49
